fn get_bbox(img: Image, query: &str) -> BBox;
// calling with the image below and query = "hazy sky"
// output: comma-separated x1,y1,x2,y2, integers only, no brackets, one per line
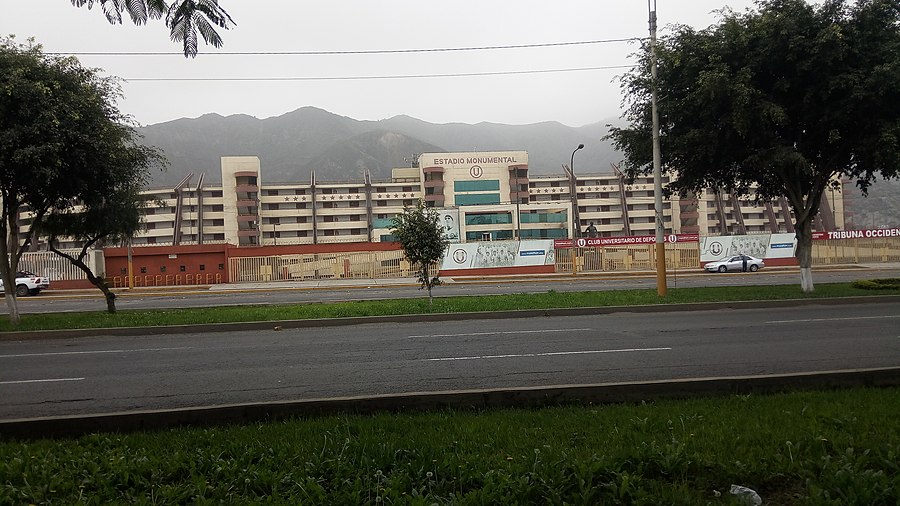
3,1,760,127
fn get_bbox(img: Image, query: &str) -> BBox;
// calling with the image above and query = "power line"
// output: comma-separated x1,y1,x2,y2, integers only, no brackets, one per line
50,38,643,57
119,65,635,82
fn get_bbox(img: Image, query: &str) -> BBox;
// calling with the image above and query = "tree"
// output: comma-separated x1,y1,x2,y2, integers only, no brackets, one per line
390,201,450,305
0,37,164,323
70,0,235,58
37,140,163,314
607,0,900,293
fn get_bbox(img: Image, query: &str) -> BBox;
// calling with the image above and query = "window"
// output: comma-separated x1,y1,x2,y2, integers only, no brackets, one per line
455,194,501,206
455,180,500,192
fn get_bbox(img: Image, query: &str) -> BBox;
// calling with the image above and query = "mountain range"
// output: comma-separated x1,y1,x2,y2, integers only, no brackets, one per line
137,106,899,228
136,106,621,186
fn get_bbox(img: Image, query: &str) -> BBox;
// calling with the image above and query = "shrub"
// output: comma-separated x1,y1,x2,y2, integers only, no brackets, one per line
851,278,900,290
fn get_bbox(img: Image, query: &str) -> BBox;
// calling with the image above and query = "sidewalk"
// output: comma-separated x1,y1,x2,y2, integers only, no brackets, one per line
39,262,897,297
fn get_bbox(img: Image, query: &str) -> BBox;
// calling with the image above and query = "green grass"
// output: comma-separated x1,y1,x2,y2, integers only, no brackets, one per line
2,387,898,504
2,282,898,333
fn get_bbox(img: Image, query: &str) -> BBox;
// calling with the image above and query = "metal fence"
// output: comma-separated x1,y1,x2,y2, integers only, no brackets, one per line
555,242,701,274
229,250,412,283
812,236,900,265
17,250,103,281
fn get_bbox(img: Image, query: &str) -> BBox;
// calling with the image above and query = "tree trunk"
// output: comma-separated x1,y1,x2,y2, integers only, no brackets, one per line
0,232,21,325
86,268,117,314
424,265,433,306
48,242,118,313
3,290,20,325
795,218,815,293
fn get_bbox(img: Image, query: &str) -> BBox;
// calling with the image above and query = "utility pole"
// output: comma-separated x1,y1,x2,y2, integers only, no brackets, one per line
650,0,667,296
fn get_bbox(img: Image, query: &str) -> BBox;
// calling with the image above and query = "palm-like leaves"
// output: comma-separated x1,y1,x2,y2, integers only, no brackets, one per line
166,0,234,57
70,0,233,57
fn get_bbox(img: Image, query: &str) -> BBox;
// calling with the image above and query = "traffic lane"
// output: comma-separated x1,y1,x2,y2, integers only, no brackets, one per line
3,302,899,417
1,301,898,419
5,267,898,314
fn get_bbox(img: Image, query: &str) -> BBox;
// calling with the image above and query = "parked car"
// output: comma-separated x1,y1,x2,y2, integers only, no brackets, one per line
704,255,765,273
0,271,51,296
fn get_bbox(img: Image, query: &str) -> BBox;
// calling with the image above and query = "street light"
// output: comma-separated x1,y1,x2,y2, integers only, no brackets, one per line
571,143,584,173
571,143,584,237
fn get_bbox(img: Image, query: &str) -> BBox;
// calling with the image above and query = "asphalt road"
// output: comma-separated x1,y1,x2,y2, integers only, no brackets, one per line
6,266,899,314
2,300,898,420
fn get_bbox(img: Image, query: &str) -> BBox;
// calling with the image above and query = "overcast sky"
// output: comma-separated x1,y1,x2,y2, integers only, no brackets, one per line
3,1,761,127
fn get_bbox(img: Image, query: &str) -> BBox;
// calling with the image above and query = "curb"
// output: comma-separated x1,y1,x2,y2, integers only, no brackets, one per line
2,367,898,439
3,295,899,341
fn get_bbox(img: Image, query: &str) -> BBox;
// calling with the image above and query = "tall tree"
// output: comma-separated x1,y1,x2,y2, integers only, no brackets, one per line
0,37,163,323
607,0,900,292
37,139,163,314
390,201,450,305
70,0,235,57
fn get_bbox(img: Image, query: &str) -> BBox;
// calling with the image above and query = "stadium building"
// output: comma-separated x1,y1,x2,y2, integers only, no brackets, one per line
122,151,844,249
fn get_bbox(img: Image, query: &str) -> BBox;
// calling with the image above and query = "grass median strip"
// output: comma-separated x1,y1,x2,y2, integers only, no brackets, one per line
1,387,898,503
2,282,898,332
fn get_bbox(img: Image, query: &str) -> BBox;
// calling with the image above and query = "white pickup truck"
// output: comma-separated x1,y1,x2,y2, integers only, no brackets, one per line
0,271,51,296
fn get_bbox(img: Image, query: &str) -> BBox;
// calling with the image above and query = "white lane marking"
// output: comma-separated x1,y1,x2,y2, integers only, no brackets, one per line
0,346,192,359
408,328,592,339
0,377,85,385
766,315,900,324
427,347,672,362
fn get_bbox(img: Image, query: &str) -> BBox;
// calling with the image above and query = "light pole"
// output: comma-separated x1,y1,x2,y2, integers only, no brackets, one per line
649,0,667,297
571,143,584,237
829,186,836,229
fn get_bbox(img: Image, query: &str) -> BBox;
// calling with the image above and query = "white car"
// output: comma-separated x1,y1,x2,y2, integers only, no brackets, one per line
704,255,765,273
0,271,51,296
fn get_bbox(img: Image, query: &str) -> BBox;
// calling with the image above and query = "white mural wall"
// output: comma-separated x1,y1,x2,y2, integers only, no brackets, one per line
442,240,555,270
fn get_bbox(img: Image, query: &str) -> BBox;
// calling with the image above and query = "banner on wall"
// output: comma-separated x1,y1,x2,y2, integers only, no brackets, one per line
699,233,797,263
442,240,555,270
812,228,900,240
437,209,461,241
554,233,699,249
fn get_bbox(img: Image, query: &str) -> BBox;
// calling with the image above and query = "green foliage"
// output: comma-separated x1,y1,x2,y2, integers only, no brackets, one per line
390,201,450,301
0,282,896,332
0,37,164,317
607,0,900,278
850,278,900,290
70,0,235,57
1,388,898,503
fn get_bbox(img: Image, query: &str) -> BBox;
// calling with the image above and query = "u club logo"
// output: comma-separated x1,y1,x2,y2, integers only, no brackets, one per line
469,165,483,178
452,248,468,264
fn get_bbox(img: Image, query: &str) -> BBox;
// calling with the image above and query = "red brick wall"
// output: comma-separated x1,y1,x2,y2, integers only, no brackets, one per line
103,244,229,287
